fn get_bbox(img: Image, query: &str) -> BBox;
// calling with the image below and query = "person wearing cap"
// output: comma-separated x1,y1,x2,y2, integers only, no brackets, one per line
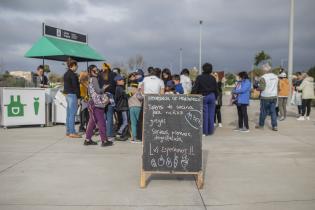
165,80,175,94
172,74,184,94
128,79,143,143
114,75,129,140
255,63,279,131
98,63,117,141
136,69,144,83
278,72,290,121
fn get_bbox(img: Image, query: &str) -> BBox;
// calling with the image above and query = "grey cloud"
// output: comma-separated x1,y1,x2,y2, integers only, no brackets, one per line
0,0,315,74
0,0,81,14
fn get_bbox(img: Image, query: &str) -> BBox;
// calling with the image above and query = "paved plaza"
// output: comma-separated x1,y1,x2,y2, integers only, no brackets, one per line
0,98,315,210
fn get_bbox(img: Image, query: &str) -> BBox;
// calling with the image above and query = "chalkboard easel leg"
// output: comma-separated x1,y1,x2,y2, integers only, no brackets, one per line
140,170,147,188
195,171,204,189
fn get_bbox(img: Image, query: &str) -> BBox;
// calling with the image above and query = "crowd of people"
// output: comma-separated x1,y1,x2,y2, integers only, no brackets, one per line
59,58,314,146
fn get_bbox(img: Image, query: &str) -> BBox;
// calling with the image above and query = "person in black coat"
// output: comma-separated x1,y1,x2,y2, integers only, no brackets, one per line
36,65,49,88
191,63,218,135
114,75,129,141
63,58,81,138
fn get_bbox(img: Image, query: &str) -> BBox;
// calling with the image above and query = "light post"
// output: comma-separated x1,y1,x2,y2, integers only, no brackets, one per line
199,20,203,74
288,0,295,101
179,48,183,72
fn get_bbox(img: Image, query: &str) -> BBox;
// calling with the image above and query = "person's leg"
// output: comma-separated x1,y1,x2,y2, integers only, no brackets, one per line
278,97,284,117
68,94,78,134
134,107,141,139
259,99,267,127
301,99,306,116
242,105,249,129
84,108,89,128
137,107,143,140
208,93,216,134
85,109,96,140
130,107,137,140
214,106,218,124
283,97,288,118
203,96,209,135
237,105,243,129
306,99,312,116
106,105,114,137
79,107,84,131
66,95,71,134
270,99,278,128
217,105,222,124
298,105,302,115
94,108,107,142
118,111,128,135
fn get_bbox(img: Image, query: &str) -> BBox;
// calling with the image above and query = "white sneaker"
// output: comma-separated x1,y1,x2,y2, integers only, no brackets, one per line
297,116,305,121
240,128,250,133
306,116,310,120
218,123,223,128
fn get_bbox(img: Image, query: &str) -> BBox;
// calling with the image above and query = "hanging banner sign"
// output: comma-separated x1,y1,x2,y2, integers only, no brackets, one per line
43,23,87,43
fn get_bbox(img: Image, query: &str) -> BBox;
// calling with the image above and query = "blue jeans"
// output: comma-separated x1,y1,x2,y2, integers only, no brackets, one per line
259,98,277,128
203,93,216,135
130,107,141,140
66,94,78,134
118,111,128,135
106,105,115,137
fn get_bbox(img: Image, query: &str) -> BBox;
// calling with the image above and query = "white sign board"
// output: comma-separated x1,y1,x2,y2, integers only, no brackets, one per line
0,88,46,127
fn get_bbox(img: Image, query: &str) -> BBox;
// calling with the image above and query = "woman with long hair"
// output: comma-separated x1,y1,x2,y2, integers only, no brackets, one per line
84,65,113,147
162,68,172,86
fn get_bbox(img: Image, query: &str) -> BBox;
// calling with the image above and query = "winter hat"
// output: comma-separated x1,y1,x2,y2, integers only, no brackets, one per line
136,69,144,76
279,72,287,78
114,75,124,81
166,80,175,88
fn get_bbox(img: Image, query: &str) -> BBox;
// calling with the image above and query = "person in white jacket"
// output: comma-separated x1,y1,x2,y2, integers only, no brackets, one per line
180,69,192,94
297,73,314,120
255,63,279,131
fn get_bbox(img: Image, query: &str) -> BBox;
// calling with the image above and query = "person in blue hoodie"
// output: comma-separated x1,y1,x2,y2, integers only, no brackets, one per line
172,74,184,94
232,71,251,132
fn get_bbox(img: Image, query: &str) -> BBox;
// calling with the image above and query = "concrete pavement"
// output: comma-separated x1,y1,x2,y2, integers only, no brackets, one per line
0,99,314,210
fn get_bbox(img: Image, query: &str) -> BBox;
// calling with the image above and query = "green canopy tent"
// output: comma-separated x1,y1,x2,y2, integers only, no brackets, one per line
25,36,104,62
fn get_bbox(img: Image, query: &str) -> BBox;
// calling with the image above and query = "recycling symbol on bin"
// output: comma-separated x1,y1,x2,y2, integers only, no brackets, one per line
4,95,26,117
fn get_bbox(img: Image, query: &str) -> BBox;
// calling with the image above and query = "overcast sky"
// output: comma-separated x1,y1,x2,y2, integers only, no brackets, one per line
0,0,314,74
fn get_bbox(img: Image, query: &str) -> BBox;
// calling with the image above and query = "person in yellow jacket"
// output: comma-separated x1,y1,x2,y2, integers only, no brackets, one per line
79,71,89,132
278,72,290,121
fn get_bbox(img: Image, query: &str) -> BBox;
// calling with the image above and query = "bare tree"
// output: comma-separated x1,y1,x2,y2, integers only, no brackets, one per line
128,57,136,71
135,54,145,70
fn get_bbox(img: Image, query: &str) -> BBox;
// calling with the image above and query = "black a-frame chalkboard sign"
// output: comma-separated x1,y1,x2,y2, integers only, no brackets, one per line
140,94,204,188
